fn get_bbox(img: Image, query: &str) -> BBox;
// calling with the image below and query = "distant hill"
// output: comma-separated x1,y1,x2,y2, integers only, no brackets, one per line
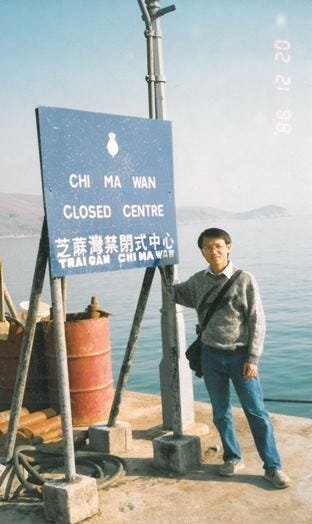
0,193,43,237
233,205,290,220
177,204,290,223
0,193,290,237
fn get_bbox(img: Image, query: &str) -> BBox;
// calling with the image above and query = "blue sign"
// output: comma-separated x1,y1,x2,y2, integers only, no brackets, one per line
36,106,179,278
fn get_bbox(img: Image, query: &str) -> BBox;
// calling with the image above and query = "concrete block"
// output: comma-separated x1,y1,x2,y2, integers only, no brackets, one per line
89,421,132,454
43,474,99,524
153,434,201,474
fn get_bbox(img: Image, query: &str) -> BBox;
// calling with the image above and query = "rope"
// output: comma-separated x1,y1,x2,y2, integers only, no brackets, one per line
0,444,125,500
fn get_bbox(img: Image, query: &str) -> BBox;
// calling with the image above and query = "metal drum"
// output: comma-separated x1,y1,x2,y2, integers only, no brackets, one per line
0,319,49,412
45,311,113,426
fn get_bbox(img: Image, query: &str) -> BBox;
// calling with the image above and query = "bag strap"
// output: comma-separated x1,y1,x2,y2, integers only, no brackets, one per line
200,269,243,332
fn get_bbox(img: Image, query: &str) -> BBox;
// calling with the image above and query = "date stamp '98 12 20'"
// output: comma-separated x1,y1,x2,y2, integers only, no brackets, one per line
274,15,292,135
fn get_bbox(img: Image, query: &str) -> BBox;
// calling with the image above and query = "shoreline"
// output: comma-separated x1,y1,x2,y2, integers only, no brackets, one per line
0,234,40,239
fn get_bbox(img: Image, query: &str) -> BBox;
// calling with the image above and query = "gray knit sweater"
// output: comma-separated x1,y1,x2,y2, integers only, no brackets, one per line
174,264,265,365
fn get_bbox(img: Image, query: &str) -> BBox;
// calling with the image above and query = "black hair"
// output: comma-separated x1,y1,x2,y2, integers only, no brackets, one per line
197,228,232,249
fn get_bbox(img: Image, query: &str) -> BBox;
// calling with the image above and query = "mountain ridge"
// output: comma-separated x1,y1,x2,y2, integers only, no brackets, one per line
176,204,290,223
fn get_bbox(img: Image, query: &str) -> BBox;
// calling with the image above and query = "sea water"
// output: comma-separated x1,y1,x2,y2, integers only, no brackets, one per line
0,215,311,419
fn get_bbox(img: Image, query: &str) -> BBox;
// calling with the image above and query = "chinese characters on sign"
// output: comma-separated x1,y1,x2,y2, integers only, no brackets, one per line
55,231,175,270
37,107,179,277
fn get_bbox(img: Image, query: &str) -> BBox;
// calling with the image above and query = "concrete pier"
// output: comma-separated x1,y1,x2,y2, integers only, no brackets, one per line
0,390,311,523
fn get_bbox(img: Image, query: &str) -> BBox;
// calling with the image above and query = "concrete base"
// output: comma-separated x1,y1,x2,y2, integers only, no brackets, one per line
89,421,132,454
153,434,201,474
43,474,99,524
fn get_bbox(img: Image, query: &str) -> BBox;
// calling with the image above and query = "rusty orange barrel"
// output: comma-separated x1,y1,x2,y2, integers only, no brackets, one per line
0,319,49,412
45,310,113,426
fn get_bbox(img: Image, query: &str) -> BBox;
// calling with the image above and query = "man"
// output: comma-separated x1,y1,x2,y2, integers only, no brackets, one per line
174,227,290,489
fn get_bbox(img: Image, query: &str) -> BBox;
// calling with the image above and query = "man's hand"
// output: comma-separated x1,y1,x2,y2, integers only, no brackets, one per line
243,362,258,380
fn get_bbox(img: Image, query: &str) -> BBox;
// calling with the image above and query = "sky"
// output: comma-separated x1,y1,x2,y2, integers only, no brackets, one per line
1,0,312,212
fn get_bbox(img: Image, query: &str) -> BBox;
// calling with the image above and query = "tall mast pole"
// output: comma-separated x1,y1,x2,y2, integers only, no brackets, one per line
138,0,194,431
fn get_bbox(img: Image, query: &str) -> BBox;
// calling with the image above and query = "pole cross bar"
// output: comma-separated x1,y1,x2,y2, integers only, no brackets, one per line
153,5,176,19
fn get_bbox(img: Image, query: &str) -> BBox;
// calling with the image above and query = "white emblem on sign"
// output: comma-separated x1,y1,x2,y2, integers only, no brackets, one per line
107,132,119,158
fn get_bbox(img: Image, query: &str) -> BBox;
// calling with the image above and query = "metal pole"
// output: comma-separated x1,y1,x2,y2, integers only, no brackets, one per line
61,276,67,319
138,0,156,118
0,260,6,324
162,265,182,435
146,29,156,118
107,266,156,427
146,0,169,119
143,0,195,431
2,219,49,463
50,277,76,481
4,284,18,320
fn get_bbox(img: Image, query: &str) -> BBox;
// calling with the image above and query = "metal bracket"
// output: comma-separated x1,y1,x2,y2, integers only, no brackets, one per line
145,74,156,83
138,1,176,29
151,5,176,20
155,74,166,83
144,28,155,38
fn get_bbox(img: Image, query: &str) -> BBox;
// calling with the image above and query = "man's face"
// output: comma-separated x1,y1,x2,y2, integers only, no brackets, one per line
201,236,232,273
